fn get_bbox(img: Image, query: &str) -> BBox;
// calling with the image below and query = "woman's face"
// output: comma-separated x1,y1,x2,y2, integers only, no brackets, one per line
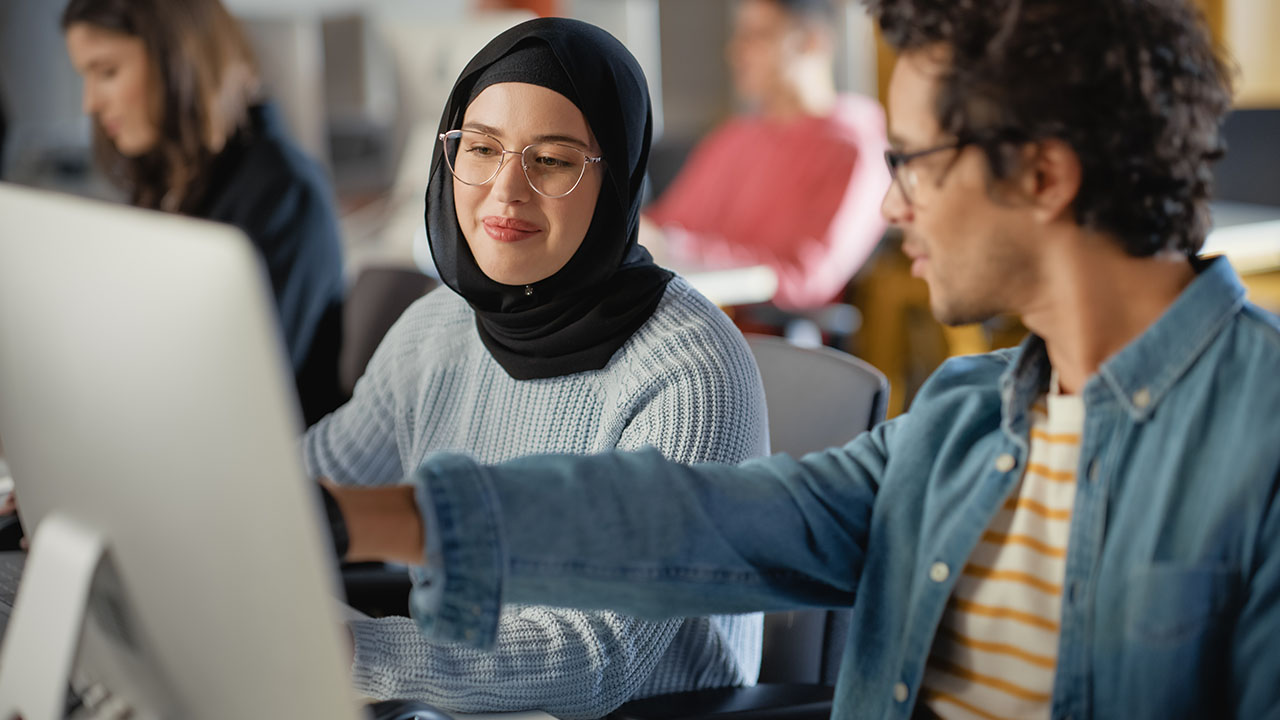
65,23,159,157
453,82,603,286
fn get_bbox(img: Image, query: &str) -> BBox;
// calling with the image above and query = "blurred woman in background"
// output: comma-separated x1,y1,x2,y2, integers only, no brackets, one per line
61,0,345,426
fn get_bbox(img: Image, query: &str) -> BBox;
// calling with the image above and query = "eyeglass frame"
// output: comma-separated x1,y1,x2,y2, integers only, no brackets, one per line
438,129,604,199
883,139,974,206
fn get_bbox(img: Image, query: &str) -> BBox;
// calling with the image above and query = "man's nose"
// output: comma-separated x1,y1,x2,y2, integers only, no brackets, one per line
881,179,912,226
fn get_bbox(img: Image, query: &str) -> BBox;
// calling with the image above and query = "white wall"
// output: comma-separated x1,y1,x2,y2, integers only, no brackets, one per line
1225,0,1280,106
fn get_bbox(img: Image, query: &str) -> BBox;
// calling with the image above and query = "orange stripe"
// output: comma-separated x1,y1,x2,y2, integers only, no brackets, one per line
928,657,1054,702
935,626,1057,669
981,530,1068,559
1004,497,1072,520
923,688,1018,720
949,598,1060,631
1025,463,1076,483
964,565,1063,595
1030,428,1081,444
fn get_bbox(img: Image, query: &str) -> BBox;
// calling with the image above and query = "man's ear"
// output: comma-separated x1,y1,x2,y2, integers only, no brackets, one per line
1025,139,1081,224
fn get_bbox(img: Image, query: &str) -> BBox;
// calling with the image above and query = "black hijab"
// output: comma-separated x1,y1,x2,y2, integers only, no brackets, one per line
425,17,673,380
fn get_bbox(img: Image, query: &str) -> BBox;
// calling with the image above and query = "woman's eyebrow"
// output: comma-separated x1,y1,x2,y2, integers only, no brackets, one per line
461,122,504,138
461,122,590,150
533,133,590,149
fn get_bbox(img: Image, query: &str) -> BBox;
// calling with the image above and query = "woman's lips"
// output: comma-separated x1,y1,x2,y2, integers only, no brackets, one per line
483,216,542,243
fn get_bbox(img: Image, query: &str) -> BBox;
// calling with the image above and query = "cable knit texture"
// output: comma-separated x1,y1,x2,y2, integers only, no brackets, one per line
304,276,768,718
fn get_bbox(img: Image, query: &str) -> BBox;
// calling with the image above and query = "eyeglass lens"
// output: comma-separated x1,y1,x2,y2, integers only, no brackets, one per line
885,152,918,203
443,130,589,198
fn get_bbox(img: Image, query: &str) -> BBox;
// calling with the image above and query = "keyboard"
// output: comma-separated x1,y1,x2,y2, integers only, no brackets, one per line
0,552,21,608
0,551,23,641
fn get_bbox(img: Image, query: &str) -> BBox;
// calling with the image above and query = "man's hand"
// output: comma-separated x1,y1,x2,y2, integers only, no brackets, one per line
316,480,350,561
0,490,26,551
318,480,425,567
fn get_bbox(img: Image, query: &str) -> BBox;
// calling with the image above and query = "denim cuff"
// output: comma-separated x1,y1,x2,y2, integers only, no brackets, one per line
407,452,505,649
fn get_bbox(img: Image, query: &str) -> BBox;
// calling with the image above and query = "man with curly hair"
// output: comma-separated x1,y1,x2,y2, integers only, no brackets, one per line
325,1,1280,717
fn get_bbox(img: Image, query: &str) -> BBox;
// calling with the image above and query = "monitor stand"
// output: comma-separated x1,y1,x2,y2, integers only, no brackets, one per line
0,514,173,720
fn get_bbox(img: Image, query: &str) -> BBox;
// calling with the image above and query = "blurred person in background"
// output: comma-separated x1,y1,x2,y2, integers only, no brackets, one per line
61,0,346,427
643,0,889,334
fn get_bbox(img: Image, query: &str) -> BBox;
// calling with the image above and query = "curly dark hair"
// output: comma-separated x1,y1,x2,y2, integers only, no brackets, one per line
863,0,1233,257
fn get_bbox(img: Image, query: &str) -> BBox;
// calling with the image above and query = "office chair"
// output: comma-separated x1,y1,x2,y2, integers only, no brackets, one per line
614,334,888,720
338,265,435,617
339,265,437,397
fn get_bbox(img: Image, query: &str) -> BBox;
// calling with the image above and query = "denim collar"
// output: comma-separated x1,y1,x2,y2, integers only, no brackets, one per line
1000,256,1247,430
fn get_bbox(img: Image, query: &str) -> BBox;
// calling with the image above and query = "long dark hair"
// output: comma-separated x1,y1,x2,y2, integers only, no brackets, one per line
61,0,260,212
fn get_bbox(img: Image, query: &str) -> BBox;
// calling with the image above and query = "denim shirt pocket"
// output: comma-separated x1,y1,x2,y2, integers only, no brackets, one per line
1126,564,1235,642
1116,564,1236,716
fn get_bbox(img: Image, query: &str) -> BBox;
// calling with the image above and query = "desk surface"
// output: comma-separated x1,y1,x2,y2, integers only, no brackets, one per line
677,263,778,308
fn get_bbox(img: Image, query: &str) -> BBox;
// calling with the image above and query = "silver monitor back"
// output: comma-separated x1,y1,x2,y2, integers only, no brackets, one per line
0,182,360,720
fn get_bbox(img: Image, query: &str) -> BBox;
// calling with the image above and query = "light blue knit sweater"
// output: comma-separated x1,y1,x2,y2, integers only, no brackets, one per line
303,276,769,718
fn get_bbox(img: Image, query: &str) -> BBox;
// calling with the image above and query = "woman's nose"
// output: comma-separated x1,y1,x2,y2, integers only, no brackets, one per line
491,153,531,203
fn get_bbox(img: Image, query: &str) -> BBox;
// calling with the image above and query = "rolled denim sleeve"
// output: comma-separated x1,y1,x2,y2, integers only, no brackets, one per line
409,420,893,646
406,454,500,647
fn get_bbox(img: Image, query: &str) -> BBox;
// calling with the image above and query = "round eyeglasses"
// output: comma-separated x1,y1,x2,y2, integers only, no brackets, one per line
439,129,603,199
883,140,970,205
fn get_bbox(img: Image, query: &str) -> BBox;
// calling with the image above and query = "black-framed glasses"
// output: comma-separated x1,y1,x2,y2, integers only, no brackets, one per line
439,129,604,199
883,139,970,205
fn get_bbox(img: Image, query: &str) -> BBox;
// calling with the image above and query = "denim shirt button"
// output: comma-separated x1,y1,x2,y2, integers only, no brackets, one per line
893,681,909,703
1133,388,1152,409
929,562,950,583
995,453,1016,472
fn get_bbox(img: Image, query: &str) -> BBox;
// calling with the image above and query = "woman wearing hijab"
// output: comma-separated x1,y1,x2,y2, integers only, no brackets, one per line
304,17,768,718
60,0,345,426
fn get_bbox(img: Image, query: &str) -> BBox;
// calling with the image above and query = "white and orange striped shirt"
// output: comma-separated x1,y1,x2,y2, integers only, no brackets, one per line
922,374,1083,720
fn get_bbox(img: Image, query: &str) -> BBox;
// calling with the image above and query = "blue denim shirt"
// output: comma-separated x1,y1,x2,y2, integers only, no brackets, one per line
410,257,1280,719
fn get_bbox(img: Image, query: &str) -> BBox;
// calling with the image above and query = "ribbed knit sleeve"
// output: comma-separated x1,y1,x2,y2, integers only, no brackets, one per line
302,302,424,487
307,279,768,717
350,608,682,719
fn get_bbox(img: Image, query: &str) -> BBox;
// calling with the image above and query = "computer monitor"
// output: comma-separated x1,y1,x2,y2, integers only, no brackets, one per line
0,182,362,720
